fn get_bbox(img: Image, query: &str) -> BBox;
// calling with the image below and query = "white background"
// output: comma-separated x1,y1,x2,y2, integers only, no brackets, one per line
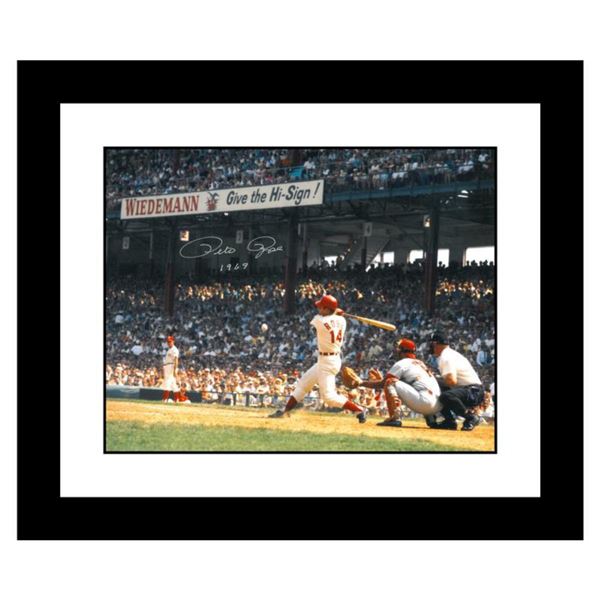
61,102,539,498
1,2,597,600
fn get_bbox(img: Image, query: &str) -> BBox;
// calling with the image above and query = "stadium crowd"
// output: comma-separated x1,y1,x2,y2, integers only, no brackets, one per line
106,262,496,414
106,148,495,210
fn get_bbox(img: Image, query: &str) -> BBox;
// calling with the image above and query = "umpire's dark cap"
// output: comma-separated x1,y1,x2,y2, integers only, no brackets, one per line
430,331,448,344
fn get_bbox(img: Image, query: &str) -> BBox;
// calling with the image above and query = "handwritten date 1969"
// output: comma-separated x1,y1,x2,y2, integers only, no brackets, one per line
220,263,249,272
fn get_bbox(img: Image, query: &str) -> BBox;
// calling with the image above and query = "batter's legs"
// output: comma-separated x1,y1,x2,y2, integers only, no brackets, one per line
268,362,367,422
267,395,300,417
268,363,319,417
316,366,368,423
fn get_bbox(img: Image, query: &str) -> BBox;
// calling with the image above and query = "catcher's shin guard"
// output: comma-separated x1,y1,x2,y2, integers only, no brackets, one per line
383,375,401,420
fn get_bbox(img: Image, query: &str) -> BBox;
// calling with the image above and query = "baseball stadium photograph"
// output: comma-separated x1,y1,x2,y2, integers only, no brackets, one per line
104,147,496,453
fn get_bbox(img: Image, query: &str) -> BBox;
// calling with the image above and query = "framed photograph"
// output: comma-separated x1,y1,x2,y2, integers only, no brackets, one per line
17,60,583,540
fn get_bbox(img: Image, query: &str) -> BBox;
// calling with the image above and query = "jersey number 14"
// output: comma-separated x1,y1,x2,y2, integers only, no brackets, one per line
329,329,343,343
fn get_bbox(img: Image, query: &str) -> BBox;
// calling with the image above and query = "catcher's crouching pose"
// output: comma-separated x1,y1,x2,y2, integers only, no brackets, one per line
342,338,442,427
268,294,368,423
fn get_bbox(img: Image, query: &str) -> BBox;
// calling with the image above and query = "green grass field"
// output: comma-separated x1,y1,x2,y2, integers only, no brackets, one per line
106,399,495,452
106,420,461,452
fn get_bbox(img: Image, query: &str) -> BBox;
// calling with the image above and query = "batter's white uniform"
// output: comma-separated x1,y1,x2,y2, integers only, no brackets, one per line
162,345,180,392
291,314,347,408
386,358,442,416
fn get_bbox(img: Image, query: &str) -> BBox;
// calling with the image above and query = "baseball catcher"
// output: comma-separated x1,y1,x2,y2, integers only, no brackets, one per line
341,338,443,427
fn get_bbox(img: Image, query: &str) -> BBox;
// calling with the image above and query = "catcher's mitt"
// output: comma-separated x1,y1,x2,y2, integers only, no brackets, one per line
341,365,362,388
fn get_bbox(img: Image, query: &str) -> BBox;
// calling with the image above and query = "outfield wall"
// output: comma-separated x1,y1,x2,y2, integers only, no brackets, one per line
106,385,202,402
105,385,315,408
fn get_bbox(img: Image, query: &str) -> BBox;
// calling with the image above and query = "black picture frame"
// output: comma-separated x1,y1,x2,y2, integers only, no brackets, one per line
17,60,583,540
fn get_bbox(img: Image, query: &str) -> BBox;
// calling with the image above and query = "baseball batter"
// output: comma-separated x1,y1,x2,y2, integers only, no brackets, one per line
161,335,180,403
268,294,368,423
354,338,442,427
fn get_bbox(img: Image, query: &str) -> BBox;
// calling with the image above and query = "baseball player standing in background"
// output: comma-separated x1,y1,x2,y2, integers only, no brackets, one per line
349,338,442,427
161,335,180,403
428,331,485,430
268,294,368,423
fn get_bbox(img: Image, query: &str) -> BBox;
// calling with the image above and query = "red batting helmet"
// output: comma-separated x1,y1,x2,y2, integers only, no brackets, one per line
167,336,175,343
314,295,338,311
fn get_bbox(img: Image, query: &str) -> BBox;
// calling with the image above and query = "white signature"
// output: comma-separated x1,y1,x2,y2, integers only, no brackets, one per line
246,236,285,258
179,236,284,259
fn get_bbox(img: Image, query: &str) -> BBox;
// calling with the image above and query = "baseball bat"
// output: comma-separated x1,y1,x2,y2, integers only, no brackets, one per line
343,313,397,331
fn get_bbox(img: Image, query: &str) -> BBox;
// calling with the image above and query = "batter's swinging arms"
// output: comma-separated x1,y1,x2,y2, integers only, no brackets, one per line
268,294,368,423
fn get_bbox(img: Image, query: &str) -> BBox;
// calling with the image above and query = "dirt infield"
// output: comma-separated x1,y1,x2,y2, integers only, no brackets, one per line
106,400,495,452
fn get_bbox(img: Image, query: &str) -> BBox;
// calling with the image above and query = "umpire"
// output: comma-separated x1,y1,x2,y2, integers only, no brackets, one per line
428,331,486,431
